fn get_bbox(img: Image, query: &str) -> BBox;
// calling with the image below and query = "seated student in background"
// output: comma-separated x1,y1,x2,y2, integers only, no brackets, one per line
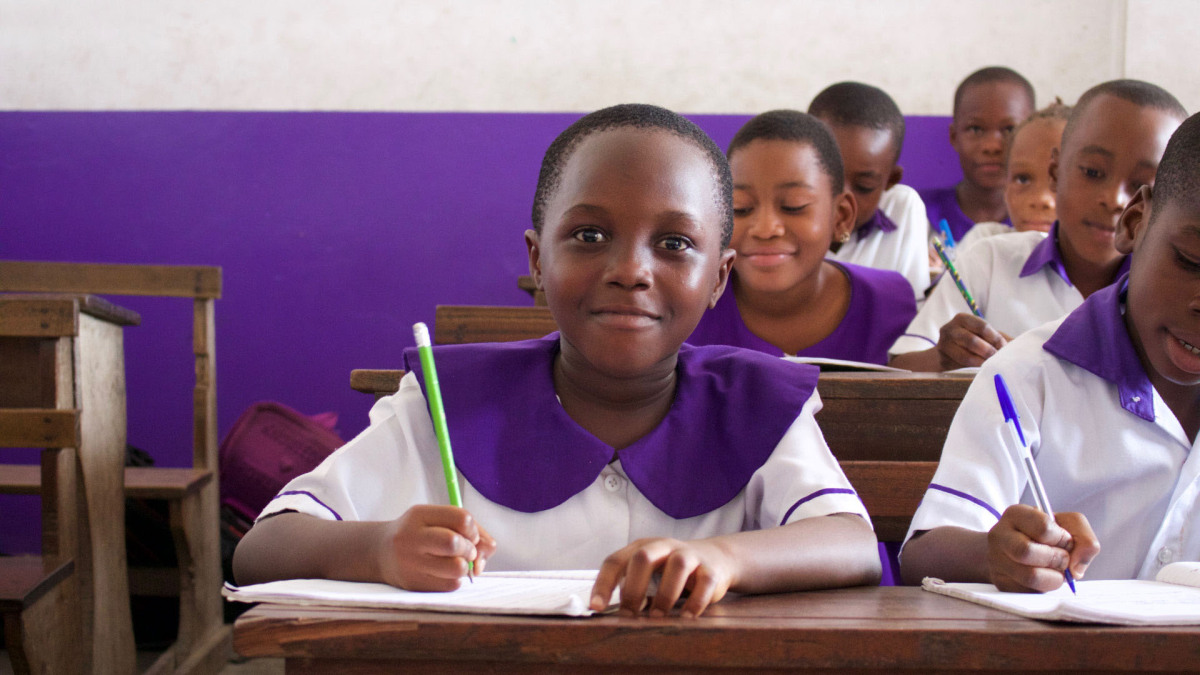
920,66,1036,243
956,100,1072,251
900,111,1200,589
233,104,881,618
687,110,917,366
808,82,931,301
890,80,1186,372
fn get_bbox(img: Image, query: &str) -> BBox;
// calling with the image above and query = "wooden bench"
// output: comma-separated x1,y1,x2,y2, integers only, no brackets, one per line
0,557,77,674
0,261,230,674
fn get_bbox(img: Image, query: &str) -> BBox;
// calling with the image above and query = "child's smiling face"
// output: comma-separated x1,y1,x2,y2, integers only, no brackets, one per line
1052,94,1180,269
728,139,850,295
526,127,733,379
1005,117,1065,233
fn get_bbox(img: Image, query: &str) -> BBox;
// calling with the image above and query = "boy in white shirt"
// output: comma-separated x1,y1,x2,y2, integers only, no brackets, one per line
900,110,1200,589
809,82,931,301
890,80,1186,372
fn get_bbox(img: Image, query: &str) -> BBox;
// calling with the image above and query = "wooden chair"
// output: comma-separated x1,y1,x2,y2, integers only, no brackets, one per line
0,261,230,674
433,305,556,345
1,293,136,674
516,275,547,306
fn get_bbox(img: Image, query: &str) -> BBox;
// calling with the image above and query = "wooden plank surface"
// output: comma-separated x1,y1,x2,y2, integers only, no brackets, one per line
0,260,221,299
0,409,79,447
840,460,936,541
434,305,556,345
0,557,74,612
233,586,1200,673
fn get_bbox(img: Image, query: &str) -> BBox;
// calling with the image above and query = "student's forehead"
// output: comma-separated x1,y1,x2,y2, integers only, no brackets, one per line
1063,95,1177,158
958,81,1031,117
1153,198,1200,240
1009,119,1063,157
830,124,895,165
551,128,721,217
732,140,833,190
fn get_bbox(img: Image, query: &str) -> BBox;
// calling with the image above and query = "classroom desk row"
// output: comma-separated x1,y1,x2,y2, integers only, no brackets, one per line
233,586,1200,674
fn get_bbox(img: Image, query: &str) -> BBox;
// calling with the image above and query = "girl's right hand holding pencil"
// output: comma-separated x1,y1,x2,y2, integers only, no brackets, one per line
936,313,1012,369
377,504,496,592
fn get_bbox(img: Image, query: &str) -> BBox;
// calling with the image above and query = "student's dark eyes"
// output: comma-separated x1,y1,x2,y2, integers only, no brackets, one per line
732,206,752,218
780,203,808,214
965,125,984,135
1079,165,1104,181
657,235,695,252
853,184,877,196
1011,173,1032,186
1173,247,1200,273
571,227,608,244
1001,125,1016,136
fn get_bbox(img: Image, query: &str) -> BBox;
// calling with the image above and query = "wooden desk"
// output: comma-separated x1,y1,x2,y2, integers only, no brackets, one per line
0,294,138,673
816,371,974,461
233,586,1200,673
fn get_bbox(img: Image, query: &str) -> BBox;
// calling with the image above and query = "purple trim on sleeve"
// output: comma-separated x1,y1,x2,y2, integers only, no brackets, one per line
1042,275,1155,421
856,208,899,241
898,332,938,347
273,490,344,521
779,487,857,526
927,483,1001,521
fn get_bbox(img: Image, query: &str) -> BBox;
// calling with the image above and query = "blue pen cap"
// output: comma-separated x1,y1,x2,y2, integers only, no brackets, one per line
937,218,956,248
993,374,1027,446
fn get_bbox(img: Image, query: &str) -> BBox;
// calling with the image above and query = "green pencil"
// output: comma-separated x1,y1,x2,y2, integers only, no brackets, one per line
932,238,983,318
413,322,473,582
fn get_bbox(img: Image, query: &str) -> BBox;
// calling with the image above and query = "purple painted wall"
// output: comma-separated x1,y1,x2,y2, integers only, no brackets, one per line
0,111,960,554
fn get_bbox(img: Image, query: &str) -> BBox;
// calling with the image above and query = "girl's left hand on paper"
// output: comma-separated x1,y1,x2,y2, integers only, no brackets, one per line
590,537,735,618
376,504,497,592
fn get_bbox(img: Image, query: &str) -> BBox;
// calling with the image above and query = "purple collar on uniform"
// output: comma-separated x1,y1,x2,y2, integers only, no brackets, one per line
856,208,898,241
401,334,819,518
1042,275,1154,421
1020,222,1132,285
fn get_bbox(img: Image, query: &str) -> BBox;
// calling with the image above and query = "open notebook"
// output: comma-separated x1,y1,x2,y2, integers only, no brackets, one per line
923,561,1200,625
783,356,907,372
223,570,617,617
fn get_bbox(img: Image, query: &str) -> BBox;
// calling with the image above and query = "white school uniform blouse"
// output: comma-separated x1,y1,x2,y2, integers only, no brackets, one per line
889,225,1103,355
903,280,1200,580
829,184,931,301
260,372,869,573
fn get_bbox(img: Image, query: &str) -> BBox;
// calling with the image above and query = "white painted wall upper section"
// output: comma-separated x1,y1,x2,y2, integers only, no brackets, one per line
2,0,1197,114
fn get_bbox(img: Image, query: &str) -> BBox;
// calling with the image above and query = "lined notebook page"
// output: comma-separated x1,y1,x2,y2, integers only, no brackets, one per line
223,570,615,617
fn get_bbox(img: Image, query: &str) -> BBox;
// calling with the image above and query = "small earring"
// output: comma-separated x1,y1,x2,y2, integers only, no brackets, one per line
837,231,851,243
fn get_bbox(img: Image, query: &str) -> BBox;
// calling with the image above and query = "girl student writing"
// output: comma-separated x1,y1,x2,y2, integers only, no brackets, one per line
233,104,881,618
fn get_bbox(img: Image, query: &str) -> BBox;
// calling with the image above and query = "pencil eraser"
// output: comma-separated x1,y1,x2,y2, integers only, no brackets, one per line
413,322,432,347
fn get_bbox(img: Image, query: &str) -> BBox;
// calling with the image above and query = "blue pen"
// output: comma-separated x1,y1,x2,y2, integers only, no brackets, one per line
994,374,1076,594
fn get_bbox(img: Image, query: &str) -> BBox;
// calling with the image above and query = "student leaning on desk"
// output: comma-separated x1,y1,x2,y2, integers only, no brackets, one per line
901,110,1200,591
233,103,881,618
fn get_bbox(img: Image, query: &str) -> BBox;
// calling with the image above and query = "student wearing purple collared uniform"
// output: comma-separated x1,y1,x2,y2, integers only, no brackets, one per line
891,80,1187,373
807,82,932,301
684,110,917,369
900,111,1200,589
690,259,914,367
233,104,881,618
919,67,1034,244
954,101,1073,253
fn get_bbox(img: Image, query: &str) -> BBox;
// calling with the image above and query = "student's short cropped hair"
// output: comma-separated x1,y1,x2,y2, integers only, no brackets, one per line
727,110,845,198
532,103,734,248
1061,79,1188,151
1150,111,1200,217
1005,98,1072,167
808,81,906,162
953,66,1036,117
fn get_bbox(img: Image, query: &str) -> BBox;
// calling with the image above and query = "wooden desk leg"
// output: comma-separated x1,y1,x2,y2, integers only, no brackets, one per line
75,313,136,674
144,489,230,675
